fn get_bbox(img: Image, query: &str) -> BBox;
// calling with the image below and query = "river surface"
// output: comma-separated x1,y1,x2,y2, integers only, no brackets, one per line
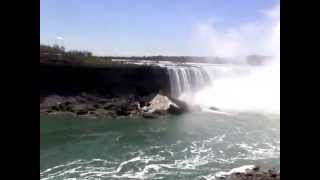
40,112,279,180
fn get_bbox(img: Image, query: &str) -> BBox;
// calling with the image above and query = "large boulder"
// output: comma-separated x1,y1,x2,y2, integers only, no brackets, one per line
145,94,187,115
149,94,172,110
126,102,140,111
167,97,189,112
167,104,184,114
76,109,88,115
58,101,73,111
103,102,115,110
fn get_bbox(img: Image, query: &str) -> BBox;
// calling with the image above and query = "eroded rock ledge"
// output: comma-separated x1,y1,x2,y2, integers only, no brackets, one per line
215,166,280,180
40,62,187,118
40,93,187,119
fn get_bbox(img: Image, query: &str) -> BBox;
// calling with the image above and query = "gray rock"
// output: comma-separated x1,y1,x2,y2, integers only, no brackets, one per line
141,106,152,112
223,166,280,180
72,104,87,111
142,112,158,119
168,97,189,112
103,103,115,110
94,108,112,116
58,101,73,111
209,106,220,111
116,108,131,116
154,109,167,115
167,104,184,114
140,94,188,116
148,94,172,111
93,104,101,109
76,109,88,115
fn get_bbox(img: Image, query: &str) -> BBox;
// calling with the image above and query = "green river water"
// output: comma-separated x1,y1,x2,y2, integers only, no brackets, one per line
40,111,279,180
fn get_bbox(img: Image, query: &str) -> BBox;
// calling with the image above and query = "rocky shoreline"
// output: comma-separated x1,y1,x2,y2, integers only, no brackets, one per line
40,61,180,119
40,92,188,119
216,165,280,180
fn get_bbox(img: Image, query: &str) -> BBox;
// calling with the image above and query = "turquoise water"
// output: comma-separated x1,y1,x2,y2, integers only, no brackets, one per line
40,112,279,179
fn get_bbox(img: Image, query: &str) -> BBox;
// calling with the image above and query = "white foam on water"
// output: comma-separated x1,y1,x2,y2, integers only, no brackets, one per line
226,142,280,162
41,129,278,179
41,114,279,179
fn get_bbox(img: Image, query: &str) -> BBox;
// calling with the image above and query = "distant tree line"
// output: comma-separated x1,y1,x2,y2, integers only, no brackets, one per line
105,56,230,64
40,44,114,66
40,44,269,66
40,44,92,57
40,44,65,54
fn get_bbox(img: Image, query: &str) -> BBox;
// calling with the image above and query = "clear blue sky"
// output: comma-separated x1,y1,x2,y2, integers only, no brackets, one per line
40,0,278,56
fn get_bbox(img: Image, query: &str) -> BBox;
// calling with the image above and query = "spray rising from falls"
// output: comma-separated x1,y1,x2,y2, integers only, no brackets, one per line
194,61,280,114
171,3,281,114
166,59,279,114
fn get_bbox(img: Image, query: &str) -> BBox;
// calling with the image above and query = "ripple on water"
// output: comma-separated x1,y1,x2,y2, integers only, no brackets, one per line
41,133,279,179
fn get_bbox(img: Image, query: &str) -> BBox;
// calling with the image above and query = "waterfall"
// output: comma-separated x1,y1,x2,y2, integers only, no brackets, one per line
166,66,211,102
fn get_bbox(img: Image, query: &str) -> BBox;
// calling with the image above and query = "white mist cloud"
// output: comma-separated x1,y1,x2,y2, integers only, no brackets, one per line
56,36,64,40
193,3,280,113
191,4,280,59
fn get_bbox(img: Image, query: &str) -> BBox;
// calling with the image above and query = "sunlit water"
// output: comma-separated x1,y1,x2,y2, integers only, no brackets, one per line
40,112,279,180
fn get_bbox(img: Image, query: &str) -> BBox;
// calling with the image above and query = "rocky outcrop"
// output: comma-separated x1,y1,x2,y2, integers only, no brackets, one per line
40,93,188,119
40,62,193,119
216,166,280,180
226,169,279,180
143,94,187,115
148,94,174,111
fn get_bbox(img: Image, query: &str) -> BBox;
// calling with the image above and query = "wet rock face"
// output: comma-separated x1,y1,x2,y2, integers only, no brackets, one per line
40,93,189,119
227,171,280,180
40,63,171,98
167,104,184,114
39,63,196,119
217,166,280,180
41,94,140,118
